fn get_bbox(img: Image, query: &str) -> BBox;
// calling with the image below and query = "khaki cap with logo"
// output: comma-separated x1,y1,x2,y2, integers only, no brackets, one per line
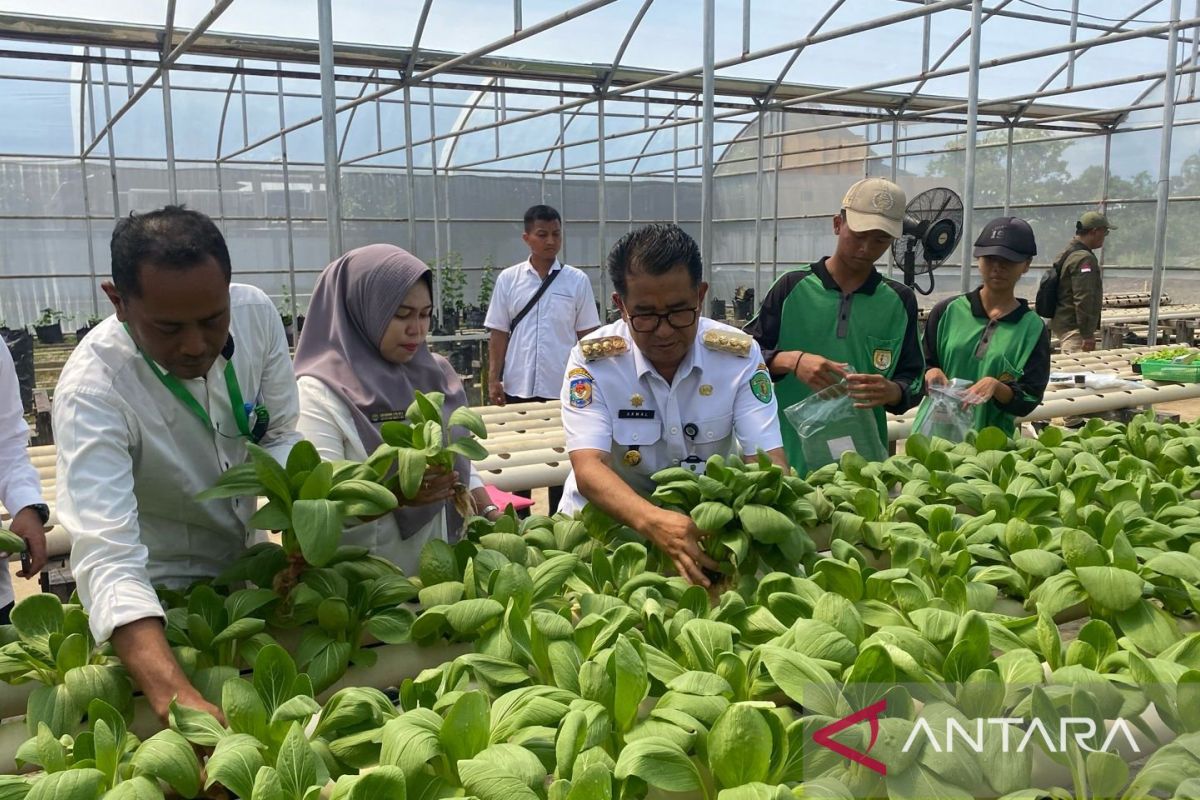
841,177,907,238
1079,210,1117,230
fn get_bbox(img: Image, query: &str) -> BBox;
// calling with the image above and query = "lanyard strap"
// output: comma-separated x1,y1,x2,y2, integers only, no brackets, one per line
134,336,252,437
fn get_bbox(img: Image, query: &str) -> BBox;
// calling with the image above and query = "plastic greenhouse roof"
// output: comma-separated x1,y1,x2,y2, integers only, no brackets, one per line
0,0,1193,171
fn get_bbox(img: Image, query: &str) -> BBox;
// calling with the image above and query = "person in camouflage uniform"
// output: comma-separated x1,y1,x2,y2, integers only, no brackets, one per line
1051,210,1116,354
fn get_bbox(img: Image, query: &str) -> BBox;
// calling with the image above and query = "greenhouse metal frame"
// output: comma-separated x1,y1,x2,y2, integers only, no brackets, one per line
0,0,1197,343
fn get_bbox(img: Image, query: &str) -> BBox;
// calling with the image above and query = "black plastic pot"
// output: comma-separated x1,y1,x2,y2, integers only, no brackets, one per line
75,324,98,342
34,323,63,345
1,329,35,412
438,307,460,336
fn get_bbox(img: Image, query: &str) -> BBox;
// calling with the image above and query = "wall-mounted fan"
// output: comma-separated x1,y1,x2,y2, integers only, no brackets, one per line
890,187,963,295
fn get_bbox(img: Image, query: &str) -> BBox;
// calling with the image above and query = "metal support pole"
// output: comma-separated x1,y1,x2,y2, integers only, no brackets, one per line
1101,131,1112,213
1066,0,1080,88
742,0,752,55
889,114,899,279
404,85,416,251
753,105,765,308
558,83,567,261
77,62,98,317
1004,124,1014,216
317,0,343,260
672,93,679,224
1148,0,1182,346
161,1,178,204
239,71,249,149
598,95,608,316
276,67,297,318
922,0,932,73
429,85,442,315
771,113,782,283
701,0,716,306
98,54,120,218
1193,0,1199,98
959,0,983,293
514,0,523,33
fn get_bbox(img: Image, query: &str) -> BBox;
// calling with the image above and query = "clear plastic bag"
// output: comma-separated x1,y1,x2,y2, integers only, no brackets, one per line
782,370,889,471
914,378,975,443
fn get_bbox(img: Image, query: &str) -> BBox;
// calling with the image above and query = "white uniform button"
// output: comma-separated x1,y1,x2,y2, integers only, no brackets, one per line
632,434,639,441
670,426,679,435
707,431,715,439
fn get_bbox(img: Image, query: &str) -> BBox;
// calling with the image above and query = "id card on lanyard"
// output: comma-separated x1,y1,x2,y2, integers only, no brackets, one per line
130,326,269,443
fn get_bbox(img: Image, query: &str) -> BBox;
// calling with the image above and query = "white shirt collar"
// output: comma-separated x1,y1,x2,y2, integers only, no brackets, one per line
522,258,562,275
629,319,707,383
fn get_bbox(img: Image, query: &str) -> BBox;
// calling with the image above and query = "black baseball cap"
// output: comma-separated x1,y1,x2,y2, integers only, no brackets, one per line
973,216,1037,262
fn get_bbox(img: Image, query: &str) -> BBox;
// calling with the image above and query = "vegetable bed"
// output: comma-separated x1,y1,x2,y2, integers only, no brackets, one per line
3,411,1200,799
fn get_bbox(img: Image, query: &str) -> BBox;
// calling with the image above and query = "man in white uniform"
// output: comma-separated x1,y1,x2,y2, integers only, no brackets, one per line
485,204,600,510
0,339,48,622
559,224,786,586
55,206,301,721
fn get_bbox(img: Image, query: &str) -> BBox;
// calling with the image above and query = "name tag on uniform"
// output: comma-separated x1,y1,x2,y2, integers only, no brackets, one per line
618,409,656,420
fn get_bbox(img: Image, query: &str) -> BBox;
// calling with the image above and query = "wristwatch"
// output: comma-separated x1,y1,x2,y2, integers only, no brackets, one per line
480,504,501,519
25,503,50,525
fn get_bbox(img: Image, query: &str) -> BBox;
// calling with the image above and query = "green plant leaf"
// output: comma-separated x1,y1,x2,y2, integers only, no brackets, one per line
738,504,795,544
449,405,488,438
271,694,322,726
692,502,735,533
250,766,288,800
299,462,334,502
104,777,164,800
1075,566,1145,611
26,683,79,738
708,703,773,788
395,449,428,500
277,723,320,799
286,440,321,476
131,730,202,798
348,766,408,800
608,636,649,734
1086,750,1129,798
439,691,490,773
252,644,298,715
1009,549,1065,578
169,699,226,747
367,607,417,644
206,734,267,800
291,499,344,567
223,678,270,741
446,437,490,462
446,599,505,636
24,769,105,800
196,462,264,501
457,758,540,800
613,736,702,793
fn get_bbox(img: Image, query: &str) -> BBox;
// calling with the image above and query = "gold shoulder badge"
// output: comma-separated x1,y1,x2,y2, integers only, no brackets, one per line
581,336,629,361
702,329,753,357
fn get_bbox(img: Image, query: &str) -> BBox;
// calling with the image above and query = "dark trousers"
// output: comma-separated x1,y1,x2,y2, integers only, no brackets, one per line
0,601,12,625
503,393,564,513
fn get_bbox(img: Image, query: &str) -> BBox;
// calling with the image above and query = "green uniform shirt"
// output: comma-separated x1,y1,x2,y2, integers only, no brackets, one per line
1051,241,1102,338
744,258,924,474
914,288,1051,437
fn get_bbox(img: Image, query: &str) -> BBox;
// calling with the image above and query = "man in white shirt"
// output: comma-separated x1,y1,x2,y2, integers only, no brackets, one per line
54,206,301,721
559,224,786,586
485,204,600,510
0,338,48,622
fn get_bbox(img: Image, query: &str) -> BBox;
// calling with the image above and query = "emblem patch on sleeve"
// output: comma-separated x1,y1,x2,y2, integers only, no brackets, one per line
750,371,773,403
568,375,594,408
872,348,893,371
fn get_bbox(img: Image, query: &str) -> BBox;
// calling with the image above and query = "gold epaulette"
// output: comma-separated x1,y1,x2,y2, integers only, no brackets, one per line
702,329,753,357
581,336,629,361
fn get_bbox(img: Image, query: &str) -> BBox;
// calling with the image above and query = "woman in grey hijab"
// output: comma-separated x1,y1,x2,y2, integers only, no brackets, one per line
294,244,499,576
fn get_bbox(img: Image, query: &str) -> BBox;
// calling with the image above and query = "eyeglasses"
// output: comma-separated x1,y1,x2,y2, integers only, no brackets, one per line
627,307,699,333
